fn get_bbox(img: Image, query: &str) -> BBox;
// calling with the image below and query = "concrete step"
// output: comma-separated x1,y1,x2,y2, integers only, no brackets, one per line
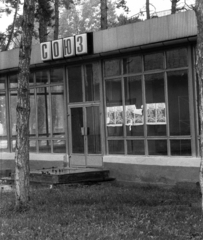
1,167,115,186
29,167,112,185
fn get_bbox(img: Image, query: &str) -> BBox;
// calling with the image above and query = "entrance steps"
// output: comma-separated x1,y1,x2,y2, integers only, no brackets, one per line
1,167,114,186
30,167,114,185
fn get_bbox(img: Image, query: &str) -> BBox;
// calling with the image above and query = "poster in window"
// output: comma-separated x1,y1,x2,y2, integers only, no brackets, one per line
106,106,123,126
125,105,143,126
147,103,166,125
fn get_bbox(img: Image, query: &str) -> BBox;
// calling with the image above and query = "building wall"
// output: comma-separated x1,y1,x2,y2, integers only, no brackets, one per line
0,11,197,72
94,10,197,54
103,156,200,185
1,155,200,185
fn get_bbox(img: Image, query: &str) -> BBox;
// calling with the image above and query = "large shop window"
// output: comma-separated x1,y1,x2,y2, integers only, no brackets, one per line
105,47,193,156
6,68,66,153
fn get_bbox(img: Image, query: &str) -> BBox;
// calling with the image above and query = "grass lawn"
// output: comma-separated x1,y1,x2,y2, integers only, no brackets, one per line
0,182,203,240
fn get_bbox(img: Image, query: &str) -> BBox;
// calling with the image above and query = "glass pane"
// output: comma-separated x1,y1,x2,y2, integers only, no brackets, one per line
50,68,63,83
29,89,36,136
37,87,50,137
12,140,16,152
171,140,191,156
68,66,83,103
127,140,145,155
87,106,101,154
145,74,166,136
108,140,124,154
51,86,65,136
0,95,7,136
166,48,188,69
53,140,66,153
144,52,163,71
123,56,142,74
36,70,49,85
104,59,121,77
0,76,6,89
168,70,190,136
85,63,100,102
148,140,167,155
29,140,36,152
125,76,144,136
10,91,17,136
106,78,123,136
29,73,34,85
71,108,84,153
9,74,18,88
39,140,51,153
0,140,8,151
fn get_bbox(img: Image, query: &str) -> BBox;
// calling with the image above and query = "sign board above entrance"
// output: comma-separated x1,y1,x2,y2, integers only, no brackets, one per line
40,33,93,61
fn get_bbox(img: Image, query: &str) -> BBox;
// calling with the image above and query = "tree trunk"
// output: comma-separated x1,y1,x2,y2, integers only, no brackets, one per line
38,0,49,43
54,0,59,40
195,0,203,211
101,0,108,30
171,0,178,14
146,0,150,19
5,0,20,51
38,14,48,42
15,0,35,210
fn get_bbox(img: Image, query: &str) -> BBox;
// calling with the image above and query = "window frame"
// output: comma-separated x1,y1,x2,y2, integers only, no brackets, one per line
7,67,67,154
103,45,196,157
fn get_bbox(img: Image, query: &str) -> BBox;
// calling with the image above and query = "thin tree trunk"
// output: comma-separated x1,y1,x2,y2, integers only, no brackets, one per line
39,14,48,42
54,0,59,40
195,0,203,211
101,0,108,30
38,0,48,43
171,0,178,14
15,0,35,210
146,0,150,19
5,0,20,51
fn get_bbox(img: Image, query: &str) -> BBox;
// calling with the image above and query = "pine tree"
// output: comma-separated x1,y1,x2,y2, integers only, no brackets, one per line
15,0,35,209
101,0,107,29
195,0,203,211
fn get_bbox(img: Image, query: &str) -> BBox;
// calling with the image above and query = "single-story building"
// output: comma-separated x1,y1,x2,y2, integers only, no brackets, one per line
0,10,200,185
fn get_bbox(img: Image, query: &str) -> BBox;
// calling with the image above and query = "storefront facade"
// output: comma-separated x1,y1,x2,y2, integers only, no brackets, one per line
0,10,200,185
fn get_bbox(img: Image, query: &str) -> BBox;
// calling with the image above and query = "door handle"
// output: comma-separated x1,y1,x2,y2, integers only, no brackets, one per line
81,127,90,136
81,127,85,136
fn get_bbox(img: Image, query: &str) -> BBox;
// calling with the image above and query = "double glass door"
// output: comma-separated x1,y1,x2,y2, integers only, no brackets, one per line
69,105,102,167
67,63,102,167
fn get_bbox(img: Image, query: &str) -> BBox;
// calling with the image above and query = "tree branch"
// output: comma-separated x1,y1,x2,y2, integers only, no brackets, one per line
4,0,20,51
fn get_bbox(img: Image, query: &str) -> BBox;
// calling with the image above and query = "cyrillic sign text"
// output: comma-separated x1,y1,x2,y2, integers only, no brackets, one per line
40,33,90,61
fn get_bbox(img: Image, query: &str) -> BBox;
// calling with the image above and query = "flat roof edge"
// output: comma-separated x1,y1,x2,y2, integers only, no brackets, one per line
0,11,197,72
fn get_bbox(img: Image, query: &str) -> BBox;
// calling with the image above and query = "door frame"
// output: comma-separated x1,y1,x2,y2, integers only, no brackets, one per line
66,62,105,168
68,103,103,168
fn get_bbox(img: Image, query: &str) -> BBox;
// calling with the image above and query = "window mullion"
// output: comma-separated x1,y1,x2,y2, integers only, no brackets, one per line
142,56,148,155
188,46,196,157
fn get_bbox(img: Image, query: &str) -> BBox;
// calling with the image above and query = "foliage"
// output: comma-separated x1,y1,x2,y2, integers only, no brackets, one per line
0,0,23,51
115,13,142,27
59,0,117,38
0,0,20,15
116,0,129,13
0,183,202,239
